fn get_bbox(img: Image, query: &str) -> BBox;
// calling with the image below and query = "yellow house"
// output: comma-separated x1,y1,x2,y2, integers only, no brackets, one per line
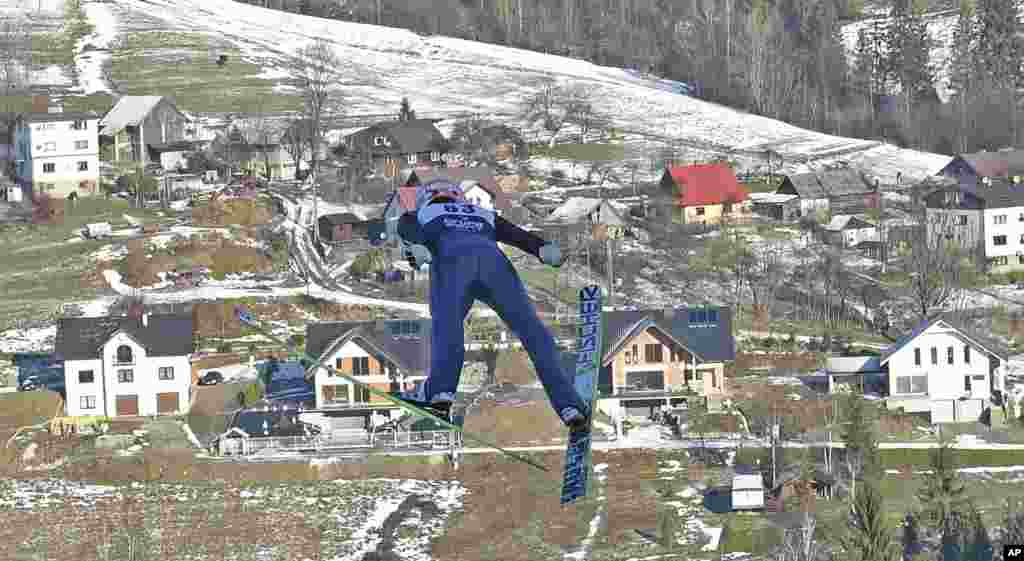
659,163,752,226
588,307,735,419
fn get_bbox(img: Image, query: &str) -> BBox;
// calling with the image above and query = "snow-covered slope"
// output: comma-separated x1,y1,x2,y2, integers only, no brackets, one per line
83,0,950,184
840,4,1024,104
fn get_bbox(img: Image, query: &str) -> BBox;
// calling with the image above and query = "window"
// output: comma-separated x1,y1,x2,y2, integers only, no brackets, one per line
42,163,55,173
78,370,94,384
707,309,718,322
354,385,370,403
994,256,1009,266
930,347,937,365
117,369,133,383
723,202,733,214
373,136,385,146
115,345,133,364
914,348,921,366
946,346,954,364
995,215,1008,225
695,207,705,216
896,376,928,394
431,151,440,161
407,153,417,165
994,235,1008,246
1019,213,1024,222
77,161,88,171
42,141,55,152
71,120,87,130
390,320,421,338
964,345,971,364
80,395,96,410
670,349,686,362
644,343,663,363
158,367,174,380
353,357,369,375
964,375,972,392
954,215,967,226
74,140,88,150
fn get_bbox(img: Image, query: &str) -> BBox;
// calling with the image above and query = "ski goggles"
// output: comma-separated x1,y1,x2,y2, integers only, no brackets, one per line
418,180,465,206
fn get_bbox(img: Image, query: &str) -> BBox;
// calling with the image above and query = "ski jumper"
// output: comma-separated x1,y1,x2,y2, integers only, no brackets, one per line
397,187,588,423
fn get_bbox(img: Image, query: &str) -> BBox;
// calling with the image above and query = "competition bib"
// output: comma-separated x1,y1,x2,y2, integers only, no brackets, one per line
417,202,495,235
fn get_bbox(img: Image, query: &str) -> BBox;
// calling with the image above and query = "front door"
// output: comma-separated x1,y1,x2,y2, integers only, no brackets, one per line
157,392,179,414
116,395,139,416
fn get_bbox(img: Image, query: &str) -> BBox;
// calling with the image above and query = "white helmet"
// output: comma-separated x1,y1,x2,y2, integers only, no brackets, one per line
415,179,465,209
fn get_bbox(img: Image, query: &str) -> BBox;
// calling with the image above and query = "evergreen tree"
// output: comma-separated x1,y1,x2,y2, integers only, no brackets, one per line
841,466,899,561
946,0,980,153
840,392,879,506
902,511,925,561
916,435,969,552
398,97,416,121
885,0,934,106
961,506,993,561
973,0,1024,145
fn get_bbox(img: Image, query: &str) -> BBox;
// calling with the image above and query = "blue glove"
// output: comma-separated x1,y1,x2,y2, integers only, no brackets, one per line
406,243,432,269
539,242,562,267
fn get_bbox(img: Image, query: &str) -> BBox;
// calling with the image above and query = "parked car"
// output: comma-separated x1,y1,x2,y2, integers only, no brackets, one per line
198,371,224,386
18,377,40,391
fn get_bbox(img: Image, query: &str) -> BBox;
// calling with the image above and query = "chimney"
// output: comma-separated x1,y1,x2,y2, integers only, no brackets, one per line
31,95,48,113
142,312,149,327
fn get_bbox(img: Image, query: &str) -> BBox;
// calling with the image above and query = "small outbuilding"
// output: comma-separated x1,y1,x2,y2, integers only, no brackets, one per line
731,473,765,510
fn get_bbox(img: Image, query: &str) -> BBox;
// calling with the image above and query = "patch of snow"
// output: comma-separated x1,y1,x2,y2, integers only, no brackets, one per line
89,244,129,262
75,2,120,94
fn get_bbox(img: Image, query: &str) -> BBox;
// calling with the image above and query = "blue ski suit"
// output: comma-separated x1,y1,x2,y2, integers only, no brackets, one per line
397,195,587,421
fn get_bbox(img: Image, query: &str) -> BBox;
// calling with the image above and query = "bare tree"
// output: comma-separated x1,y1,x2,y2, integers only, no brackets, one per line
901,223,979,323
237,101,283,180
0,15,30,174
287,38,343,237
745,238,788,336
563,84,610,144
519,77,596,147
281,118,313,180
775,512,827,561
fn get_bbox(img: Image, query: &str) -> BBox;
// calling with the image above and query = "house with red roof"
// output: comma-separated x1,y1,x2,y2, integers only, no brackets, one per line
658,163,751,225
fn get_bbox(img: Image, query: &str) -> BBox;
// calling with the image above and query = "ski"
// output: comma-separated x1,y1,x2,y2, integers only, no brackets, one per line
560,284,604,505
233,305,549,473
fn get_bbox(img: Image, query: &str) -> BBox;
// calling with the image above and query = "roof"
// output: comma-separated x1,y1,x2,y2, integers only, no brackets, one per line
878,313,1009,366
966,178,1024,209
749,192,798,204
732,474,764,490
351,119,449,155
826,356,883,374
546,197,626,226
19,111,101,124
99,96,186,135
385,187,419,213
664,164,749,206
54,314,194,361
319,212,363,225
958,149,1024,178
779,169,874,199
305,320,432,379
147,140,204,152
824,215,876,231
405,166,508,210
601,308,735,364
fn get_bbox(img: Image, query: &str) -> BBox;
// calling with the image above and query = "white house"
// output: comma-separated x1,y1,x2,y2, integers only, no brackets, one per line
12,105,101,199
823,214,878,249
924,178,1024,273
56,313,194,417
878,315,1007,423
305,319,431,412
99,95,190,165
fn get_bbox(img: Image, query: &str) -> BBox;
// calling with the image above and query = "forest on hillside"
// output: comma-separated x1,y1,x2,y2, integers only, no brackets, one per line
238,0,1024,157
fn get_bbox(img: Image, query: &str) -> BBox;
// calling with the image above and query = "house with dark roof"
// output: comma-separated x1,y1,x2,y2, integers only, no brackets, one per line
304,319,432,412
55,312,195,417
923,177,1024,272
340,118,450,179
833,313,1007,423
580,307,735,420
775,169,879,217
658,163,751,226
938,148,1024,188
404,165,509,212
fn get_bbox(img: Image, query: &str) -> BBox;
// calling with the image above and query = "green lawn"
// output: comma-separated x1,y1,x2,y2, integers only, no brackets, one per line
0,198,170,330
529,142,626,162
110,31,302,113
